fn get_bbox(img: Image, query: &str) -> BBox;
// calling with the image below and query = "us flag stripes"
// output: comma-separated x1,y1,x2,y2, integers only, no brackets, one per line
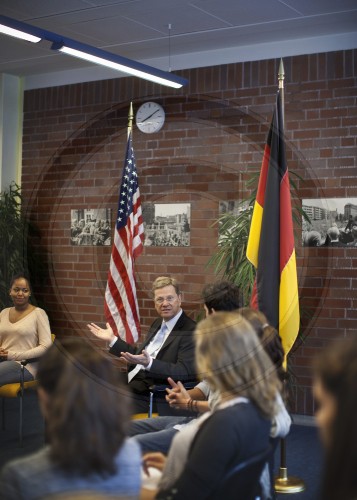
104,131,144,344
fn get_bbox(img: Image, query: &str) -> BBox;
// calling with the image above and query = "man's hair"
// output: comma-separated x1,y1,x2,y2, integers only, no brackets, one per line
304,231,321,247
202,280,242,312
152,276,181,295
327,226,340,241
37,338,130,476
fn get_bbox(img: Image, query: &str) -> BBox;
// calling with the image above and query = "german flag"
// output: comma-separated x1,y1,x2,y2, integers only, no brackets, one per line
246,90,299,362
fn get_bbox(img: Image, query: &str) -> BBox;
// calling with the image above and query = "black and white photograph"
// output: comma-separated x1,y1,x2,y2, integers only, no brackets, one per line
71,209,112,246
302,198,357,247
142,203,190,247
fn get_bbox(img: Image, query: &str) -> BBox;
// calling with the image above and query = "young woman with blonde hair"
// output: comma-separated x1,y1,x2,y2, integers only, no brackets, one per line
143,311,281,500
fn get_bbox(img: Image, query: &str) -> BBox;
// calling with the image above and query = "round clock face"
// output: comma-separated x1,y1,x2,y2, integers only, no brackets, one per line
136,102,165,134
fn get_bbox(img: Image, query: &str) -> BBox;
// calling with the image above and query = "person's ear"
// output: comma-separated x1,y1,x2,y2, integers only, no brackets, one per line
204,304,215,317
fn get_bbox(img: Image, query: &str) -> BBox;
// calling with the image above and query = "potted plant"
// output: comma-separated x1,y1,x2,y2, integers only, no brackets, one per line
0,182,36,308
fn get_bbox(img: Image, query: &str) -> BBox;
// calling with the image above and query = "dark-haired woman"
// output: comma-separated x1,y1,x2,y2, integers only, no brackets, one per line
0,273,51,386
314,337,357,500
0,338,141,499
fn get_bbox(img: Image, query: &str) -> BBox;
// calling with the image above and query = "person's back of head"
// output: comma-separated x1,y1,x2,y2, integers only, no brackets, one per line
202,280,242,314
304,231,321,247
195,311,281,419
314,338,357,500
238,307,285,381
326,226,340,242
37,338,130,477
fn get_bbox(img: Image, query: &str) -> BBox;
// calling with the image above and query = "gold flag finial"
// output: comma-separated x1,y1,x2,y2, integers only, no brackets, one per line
128,102,134,138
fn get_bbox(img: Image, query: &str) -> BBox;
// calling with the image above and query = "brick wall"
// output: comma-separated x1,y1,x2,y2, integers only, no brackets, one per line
21,51,357,415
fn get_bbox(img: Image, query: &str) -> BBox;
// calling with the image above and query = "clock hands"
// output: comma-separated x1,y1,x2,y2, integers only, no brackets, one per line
140,109,160,123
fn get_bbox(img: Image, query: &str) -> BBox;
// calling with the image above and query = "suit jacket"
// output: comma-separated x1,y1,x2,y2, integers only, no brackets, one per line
109,311,197,394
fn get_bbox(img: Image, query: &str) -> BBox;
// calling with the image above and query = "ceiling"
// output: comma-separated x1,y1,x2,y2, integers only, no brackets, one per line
1,0,356,89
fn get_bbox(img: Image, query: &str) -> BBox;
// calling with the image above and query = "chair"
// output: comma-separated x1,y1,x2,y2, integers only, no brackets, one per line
0,334,55,446
216,446,272,500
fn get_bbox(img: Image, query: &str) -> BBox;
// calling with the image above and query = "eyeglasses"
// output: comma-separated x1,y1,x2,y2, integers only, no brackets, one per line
154,295,178,305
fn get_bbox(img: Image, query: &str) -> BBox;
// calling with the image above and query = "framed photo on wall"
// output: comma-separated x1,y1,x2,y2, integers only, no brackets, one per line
71,208,112,246
142,203,191,247
302,198,357,247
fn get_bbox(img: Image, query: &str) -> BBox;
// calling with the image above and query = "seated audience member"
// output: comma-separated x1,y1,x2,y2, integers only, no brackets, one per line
238,308,291,498
0,339,141,500
129,280,242,452
88,276,196,413
313,337,357,500
142,311,281,500
0,273,51,386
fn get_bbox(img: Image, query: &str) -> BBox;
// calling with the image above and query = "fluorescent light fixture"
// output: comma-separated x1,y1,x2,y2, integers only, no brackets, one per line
0,23,41,43
0,15,42,43
0,14,188,88
57,44,185,89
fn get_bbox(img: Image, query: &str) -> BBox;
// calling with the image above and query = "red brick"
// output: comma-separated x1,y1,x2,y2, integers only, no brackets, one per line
20,49,357,415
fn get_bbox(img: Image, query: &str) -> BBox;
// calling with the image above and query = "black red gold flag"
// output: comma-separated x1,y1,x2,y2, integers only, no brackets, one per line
246,90,299,361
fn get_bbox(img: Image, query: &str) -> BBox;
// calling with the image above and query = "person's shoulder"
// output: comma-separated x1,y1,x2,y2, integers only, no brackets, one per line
33,307,50,319
115,438,142,469
0,307,10,317
214,401,261,423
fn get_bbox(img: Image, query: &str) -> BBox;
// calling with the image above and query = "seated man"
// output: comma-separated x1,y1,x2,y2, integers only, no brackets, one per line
88,276,196,413
128,280,242,452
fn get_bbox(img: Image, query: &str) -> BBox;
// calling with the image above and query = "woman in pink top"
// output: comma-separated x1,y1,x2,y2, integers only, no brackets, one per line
0,273,51,386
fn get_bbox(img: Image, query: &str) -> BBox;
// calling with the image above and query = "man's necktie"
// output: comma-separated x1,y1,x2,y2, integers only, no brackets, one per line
128,322,168,383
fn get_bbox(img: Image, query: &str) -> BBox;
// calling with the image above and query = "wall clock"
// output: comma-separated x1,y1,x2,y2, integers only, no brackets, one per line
136,102,165,134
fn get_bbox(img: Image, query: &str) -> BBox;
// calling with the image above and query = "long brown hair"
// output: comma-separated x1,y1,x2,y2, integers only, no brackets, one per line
37,338,131,476
195,312,281,419
238,307,285,381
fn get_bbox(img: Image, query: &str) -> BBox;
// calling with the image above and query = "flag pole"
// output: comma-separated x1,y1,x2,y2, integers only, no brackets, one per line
128,102,134,138
274,58,305,495
278,58,285,126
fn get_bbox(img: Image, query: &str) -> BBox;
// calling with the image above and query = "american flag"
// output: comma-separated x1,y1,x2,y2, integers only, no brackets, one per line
104,131,144,344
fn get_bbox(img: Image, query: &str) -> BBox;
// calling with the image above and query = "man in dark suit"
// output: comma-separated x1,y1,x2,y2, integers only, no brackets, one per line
88,276,196,412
